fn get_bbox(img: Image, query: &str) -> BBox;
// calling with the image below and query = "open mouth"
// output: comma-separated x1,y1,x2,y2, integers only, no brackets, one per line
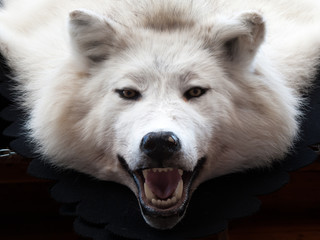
118,156,205,228
141,168,184,209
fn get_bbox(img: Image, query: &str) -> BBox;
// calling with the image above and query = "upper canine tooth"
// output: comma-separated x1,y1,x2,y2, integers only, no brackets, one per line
178,169,183,176
142,169,149,179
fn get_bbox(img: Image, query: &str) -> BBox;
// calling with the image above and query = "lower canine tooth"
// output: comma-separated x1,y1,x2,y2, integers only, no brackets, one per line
175,180,183,200
144,183,155,200
171,196,177,204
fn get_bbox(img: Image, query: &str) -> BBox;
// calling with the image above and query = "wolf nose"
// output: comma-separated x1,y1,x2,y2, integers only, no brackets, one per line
140,132,181,160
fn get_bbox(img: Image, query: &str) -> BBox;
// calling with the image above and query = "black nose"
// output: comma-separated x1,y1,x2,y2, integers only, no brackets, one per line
140,131,181,161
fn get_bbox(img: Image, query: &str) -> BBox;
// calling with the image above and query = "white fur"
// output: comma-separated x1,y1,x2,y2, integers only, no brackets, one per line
0,0,320,229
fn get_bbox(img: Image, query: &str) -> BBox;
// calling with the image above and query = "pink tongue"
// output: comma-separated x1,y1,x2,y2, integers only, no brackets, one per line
145,169,181,200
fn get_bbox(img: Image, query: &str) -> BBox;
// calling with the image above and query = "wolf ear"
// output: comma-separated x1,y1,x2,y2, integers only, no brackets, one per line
69,9,123,66
216,12,265,67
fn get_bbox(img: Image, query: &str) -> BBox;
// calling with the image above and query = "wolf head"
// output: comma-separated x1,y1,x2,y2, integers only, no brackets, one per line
29,7,299,229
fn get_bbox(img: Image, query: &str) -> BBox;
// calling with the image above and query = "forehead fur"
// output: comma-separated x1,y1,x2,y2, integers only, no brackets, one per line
141,5,195,31
131,0,215,32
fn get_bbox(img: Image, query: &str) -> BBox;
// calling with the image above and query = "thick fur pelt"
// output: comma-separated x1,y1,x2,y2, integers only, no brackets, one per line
0,0,319,229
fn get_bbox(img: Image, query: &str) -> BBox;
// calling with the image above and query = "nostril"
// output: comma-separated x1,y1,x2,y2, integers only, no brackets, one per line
141,135,157,152
166,135,180,151
140,131,181,160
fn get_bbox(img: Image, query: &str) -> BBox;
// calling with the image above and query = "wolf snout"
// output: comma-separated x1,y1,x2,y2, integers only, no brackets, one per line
140,132,181,161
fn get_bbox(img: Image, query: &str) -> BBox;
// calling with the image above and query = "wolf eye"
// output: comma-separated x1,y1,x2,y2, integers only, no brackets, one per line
184,87,207,100
116,89,141,100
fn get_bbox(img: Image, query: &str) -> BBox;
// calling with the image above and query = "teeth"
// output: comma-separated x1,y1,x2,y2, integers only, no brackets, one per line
174,179,183,200
144,168,182,173
143,180,184,207
144,183,156,200
151,196,178,208
142,168,184,208
150,168,175,173
142,169,149,179
142,168,183,208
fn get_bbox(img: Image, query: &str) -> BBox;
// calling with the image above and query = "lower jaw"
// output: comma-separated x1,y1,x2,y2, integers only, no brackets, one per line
133,187,186,229
141,211,186,230
138,190,190,229
139,184,188,215
135,158,206,229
